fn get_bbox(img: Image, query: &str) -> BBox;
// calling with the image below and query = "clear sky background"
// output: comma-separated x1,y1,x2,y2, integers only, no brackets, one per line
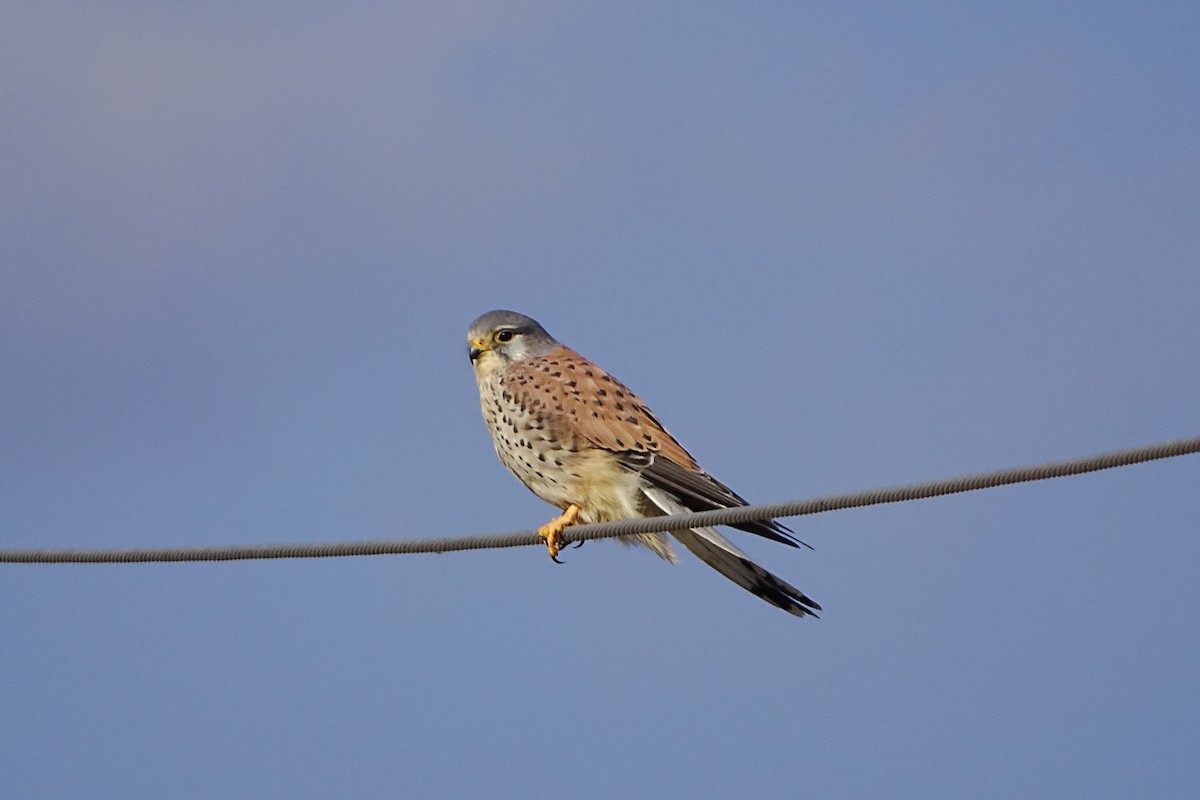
2,3,1198,798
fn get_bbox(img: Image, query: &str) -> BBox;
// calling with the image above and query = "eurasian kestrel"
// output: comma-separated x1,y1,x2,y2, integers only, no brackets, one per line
467,310,820,618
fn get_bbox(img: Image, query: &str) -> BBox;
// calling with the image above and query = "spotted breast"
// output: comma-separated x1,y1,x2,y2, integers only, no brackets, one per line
475,346,680,560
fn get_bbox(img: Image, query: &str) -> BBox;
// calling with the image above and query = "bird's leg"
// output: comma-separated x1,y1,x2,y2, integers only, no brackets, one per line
537,504,580,563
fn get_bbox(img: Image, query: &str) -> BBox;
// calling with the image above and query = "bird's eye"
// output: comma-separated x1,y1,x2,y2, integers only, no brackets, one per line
495,330,515,343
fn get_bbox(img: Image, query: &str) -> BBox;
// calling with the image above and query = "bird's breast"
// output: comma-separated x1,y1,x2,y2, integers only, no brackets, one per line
478,373,575,503
476,372,640,519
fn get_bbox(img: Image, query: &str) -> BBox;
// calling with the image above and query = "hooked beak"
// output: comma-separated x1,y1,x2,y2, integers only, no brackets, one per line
468,338,488,364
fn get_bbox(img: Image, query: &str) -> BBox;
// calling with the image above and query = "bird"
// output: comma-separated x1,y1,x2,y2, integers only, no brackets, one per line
466,309,820,618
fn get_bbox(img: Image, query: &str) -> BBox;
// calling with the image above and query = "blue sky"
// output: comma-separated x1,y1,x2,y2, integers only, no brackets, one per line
2,2,1198,798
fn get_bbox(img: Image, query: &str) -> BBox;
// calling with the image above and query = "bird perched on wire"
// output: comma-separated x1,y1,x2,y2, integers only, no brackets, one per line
466,310,820,618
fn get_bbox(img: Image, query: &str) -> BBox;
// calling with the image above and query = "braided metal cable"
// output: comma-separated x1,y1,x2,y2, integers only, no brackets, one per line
2,435,1197,564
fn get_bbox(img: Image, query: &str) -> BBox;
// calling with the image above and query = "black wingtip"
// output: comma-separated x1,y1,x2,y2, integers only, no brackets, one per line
733,518,814,550
777,592,822,619
733,550,822,618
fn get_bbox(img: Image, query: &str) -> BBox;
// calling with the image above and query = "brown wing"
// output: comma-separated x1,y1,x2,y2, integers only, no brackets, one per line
503,346,701,468
505,347,805,549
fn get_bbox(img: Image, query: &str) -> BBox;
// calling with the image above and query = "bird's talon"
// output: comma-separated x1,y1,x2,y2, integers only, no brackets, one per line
537,526,561,560
536,504,580,562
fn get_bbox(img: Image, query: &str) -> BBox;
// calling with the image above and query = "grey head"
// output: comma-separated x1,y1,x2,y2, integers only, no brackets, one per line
467,309,561,366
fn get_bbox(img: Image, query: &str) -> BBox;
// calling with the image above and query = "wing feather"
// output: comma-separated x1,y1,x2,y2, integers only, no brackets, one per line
502,347,700,469
630,455,809,549
642,487,820,618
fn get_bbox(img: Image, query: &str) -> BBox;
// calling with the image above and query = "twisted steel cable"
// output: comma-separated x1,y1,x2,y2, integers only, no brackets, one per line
2,435,1197,564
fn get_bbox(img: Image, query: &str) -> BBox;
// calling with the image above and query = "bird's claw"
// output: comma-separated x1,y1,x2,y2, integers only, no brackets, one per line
550,533,584,562
537,504,580,564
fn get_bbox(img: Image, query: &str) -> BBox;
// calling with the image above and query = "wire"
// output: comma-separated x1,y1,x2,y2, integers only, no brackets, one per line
2,435,1197,564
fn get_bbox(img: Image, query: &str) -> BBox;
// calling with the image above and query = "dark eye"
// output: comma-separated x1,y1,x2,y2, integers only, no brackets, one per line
495,329,515,343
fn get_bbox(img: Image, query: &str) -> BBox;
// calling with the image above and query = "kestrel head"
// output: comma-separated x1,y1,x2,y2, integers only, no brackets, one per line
467,310,560,373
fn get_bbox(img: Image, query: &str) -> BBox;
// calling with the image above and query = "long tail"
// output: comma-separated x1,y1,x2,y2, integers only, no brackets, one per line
641,487,821,618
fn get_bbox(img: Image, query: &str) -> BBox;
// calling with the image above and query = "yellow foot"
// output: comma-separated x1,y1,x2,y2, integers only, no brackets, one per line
537,504,580,562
